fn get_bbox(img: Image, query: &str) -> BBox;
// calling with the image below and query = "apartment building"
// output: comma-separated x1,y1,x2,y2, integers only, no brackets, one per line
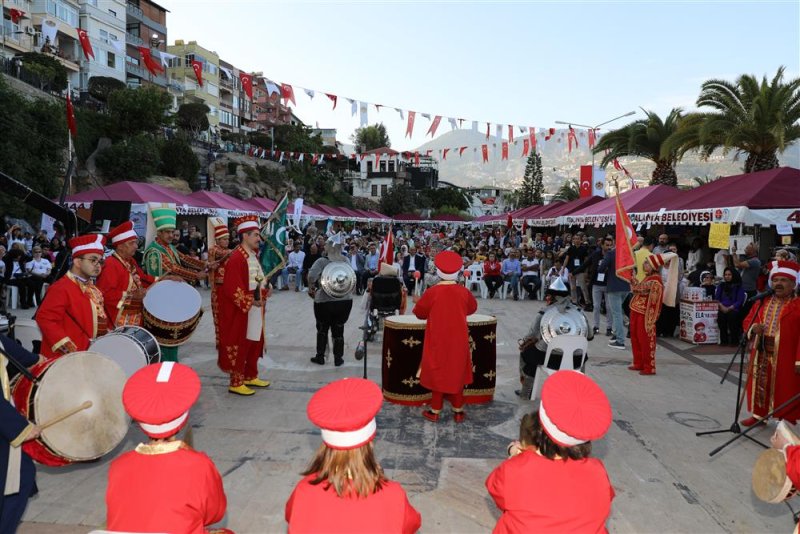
124,0,169,89
30,0,82,87
2,0,35,59
218,58,255,135
166,39,220,131
252,75,293,130
77,0,126,89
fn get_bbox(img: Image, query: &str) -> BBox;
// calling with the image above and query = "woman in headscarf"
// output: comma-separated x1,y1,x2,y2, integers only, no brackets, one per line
715,267,746,346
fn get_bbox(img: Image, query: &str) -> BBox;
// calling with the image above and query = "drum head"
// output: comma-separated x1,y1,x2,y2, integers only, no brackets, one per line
144,280,202,323
752,449,793,503
468,314,497,325
90,334,150,377
384,315,426,328
36,352,130,462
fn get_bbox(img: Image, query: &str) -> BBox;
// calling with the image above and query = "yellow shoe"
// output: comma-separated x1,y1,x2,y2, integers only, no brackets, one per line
228,385,255,396
244,378,271,388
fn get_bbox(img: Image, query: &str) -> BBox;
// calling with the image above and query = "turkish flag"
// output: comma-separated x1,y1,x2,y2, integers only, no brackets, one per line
325,93,337,109
405,111,416,138
568,127,578,154
240,72,253,100
588,128,597,148
485,122,490,139
9,9,25,23
280,83,296,106
76,28,94,60
522,139,530,157
545,127,555,141
191,60,204,86
501,141,509,160
579,165,593,199
442,148,450,160
506,213,513,229
508,125,514,143
66,93,77,137
615,194,638,281
481,144,489,162
426,115,442,137
414,151,420,166
379,227,394,268
529,126,537,151
459,146,467,157
137,47,163,76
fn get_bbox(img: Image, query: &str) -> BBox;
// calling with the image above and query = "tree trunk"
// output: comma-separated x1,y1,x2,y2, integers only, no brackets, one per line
744,151,779,173
649,161,678,186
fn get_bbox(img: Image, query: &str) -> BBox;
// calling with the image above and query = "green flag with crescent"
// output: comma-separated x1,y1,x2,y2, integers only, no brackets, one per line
259,193,289,280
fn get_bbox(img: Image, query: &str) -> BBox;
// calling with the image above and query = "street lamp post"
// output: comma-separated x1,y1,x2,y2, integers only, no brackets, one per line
555,110,636,171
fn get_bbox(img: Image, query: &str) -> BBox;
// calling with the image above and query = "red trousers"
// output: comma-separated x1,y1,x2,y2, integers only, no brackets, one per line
430,391,465,411
230,339,261,387
630,311,656,373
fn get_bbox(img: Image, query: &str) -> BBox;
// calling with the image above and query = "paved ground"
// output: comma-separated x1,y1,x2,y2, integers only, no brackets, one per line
12,287,797,533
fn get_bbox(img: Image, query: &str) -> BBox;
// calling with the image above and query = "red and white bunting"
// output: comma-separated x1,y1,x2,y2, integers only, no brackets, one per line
426,115,442,137
405,111,416,138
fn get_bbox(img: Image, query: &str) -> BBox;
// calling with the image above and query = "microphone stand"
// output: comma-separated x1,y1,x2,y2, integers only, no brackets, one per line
696,295,768,454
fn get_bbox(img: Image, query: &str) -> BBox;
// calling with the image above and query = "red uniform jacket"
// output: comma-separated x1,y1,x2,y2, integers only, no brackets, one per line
36,273,100,358
413,281,478,394
786,445,800,488
217,246,266,374
96,253,155,327
106,442,226,534
486,450,614,534
285,474,421,533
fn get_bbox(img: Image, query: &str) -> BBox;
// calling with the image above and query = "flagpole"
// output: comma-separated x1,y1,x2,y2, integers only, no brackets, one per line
67,81,73,158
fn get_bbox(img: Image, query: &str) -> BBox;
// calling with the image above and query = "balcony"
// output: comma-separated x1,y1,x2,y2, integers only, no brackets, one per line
125,61,146,78
125,2,167,35
126,3,144,19
82,3,125,31
126,32,143,47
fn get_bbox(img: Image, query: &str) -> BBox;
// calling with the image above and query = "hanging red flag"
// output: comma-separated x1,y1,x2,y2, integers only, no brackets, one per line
137,47,164,76
240,72,253,100
379,226,394,268
9,9,25,23
414,151,420,166
426,115,442,137
615,194,638,282
325,93,337,110
481,144,489,162
522,139,530,157
579,165,593,199
529,126,537,151
191,60,204,86
280,83,296,106
568,127,578,154
442,148,450,160
76,28,94,60
508,125,514,143
374,153,380,170
485,122,490,139
522,219,528,234
459,146,467,157
405,111,416,138
506,213,513,229
501,141,509,160
588,128,597,149
613,158,631,176
66,93,77,137
545,127,555,141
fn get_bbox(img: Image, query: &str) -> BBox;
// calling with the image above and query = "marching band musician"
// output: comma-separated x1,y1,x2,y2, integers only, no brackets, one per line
96,221,156,328
217,216,271,396
36,234,109,359
106,362,229,533
143,204,207,362
207,219,232,350
0,335,44,532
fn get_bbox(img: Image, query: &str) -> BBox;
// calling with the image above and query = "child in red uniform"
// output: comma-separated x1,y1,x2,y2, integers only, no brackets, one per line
487,371,615,533
285,378,421,533
106,362,228,534
413,250,478,423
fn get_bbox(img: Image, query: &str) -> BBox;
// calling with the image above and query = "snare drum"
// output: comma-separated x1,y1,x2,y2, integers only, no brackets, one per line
90,326,161,377
11,351,129,467
143,280,203,346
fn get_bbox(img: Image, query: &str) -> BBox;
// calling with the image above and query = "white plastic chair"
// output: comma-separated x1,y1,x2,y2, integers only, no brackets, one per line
500,279,520,300
5,286,19,310
466,264,487,298
11,319,42,353
529,335,588,401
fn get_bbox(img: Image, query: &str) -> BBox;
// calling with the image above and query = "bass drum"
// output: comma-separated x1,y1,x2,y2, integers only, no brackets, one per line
11,351,129,467
143,280,203,346
90,326,161,377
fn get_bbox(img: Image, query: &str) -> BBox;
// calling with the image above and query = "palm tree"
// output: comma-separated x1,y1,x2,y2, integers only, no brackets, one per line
592,108,683,186
552,179,580,202
665,67,800,173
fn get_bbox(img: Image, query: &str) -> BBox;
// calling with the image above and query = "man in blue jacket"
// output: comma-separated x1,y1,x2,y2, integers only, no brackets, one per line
604,240,632,350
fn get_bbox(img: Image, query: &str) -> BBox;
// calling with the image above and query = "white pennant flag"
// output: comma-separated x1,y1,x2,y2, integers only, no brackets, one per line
421,113,431,120
495,124,503,140
448,117,458,130
304,88,315,99
518,126,528,133
348,98,357,116
265,80,281,97
395,108,404,120
471,121,478,132
319,154,325,164
298,153,304,162
159,51,176,69
110,39,125,54
219,66,233,80
359,101,368,127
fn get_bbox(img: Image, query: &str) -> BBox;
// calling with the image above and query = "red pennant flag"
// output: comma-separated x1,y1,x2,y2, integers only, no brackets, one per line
485,122,491,139
191,60,204,86
615,194,638,282
379,226,394,268
137,47,164,76
425,149,432,157
414,151,420,166
459,146,467,157
588,128,597,149
374,153,380,169
66,93,77,137
568,127,578,154
522,219,528,234
579,165,593,198
240,72,253,100
545,127,555,141
9,9,25,24
280,83,296,106
501,141,509,160
508,125,514,143
405,111,416,138
426,115,442,137
76,28,94,60
613,158,631,177
442,148,450,160
529,126,537,151
325,93,337,110
481,144,489,162
506,213,513,229
522,139,530,157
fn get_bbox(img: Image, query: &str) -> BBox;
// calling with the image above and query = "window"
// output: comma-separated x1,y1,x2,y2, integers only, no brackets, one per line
127,24,139,37
47,0,79,26
371,185,377,197
381,184,388,196
167,57,181,68
107,51,116,69
388,160,395,172
206,82,219,97
126,55,139,66
232,95,239,109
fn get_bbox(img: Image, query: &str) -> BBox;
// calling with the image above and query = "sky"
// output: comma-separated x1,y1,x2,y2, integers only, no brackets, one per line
159,0,800,152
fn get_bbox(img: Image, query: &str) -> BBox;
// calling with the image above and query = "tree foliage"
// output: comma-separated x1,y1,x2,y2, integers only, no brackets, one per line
351,123,390,152
379,183,416,216
20,52,68,92
663,67,800,173
96,134,160,182
418,187,469,211
108,86,172,138
552,179,580,202
87,76,126,102
175,103,210,135
518,151,544,206
160,137,200,188
592,108,683,186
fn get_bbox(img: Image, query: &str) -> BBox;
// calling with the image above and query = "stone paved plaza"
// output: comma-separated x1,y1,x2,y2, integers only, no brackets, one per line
14,288,797,533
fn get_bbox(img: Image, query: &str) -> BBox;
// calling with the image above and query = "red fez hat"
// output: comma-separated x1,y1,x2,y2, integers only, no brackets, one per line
107,221,138,246
434,250,462,281
234,215,259,235
307,378,382,450
68,234,106,258
539,370,612,448
122,362,201,439
769,260,800,283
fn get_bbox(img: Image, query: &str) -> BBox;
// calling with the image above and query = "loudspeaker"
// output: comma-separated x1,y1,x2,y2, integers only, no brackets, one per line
91,201,131,233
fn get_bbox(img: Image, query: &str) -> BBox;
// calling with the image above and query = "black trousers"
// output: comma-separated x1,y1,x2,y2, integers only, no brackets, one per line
484,275,503,294
521,275,541,299
656,304,679,337
717,309,742,345
313,300,353,360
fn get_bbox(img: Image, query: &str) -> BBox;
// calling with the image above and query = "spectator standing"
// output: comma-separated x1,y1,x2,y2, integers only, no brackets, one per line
605,246,631,349
564,234,590,307
716,267,746,346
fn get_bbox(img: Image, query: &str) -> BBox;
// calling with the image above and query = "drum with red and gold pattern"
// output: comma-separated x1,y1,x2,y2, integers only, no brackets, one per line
381,313,497,406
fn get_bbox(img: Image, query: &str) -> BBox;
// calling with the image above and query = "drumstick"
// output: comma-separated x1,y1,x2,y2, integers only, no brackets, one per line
39,401,93,430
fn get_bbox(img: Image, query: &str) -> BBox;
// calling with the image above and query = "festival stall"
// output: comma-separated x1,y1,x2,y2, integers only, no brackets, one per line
528,196,605,227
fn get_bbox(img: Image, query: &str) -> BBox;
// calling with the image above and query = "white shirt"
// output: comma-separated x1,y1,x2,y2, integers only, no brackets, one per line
288,250,305,269
521,258,540,276
26,257,51,276
714,250,729,278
